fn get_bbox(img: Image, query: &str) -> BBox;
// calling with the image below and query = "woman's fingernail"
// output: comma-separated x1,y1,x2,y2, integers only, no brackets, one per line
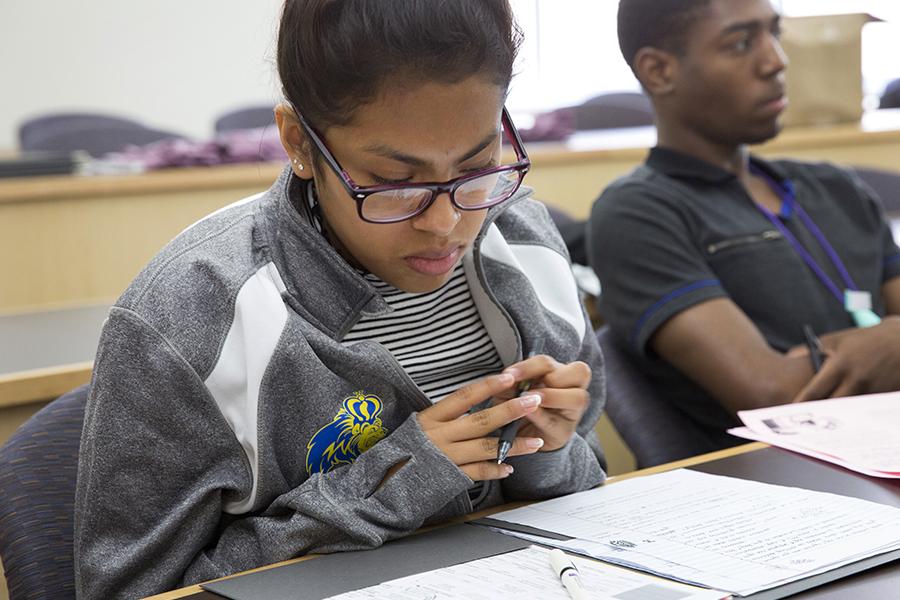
502,465,514,476
526,438,545,449
519,395,542,409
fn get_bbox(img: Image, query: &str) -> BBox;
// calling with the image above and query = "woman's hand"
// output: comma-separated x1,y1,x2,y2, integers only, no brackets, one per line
418,374,545,481
498,356,592,452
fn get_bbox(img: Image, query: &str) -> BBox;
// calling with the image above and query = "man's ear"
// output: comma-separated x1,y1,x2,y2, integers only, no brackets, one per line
633,47,679,97
274,103,314,180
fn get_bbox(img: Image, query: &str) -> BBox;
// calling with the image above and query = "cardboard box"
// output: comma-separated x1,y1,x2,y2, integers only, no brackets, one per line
782,13,879,127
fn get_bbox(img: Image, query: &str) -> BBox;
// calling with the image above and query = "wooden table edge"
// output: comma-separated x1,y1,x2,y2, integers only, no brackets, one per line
0,361,93,408
143,442,768,599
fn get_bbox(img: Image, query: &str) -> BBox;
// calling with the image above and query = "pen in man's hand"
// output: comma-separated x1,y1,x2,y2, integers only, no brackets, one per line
802,324,826,374
496,338,545,464
549,549,590,600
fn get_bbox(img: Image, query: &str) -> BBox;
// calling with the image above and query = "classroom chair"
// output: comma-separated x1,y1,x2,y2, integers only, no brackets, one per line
214,105,276,133
879,78,900,110
0,384,89,600
852,166,900,214
596,326,722,468
19,112,185,158
18,113,143,149
23,125,184,158
572,92,655,130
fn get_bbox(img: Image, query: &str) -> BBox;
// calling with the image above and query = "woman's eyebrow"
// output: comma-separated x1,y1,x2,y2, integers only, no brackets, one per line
457,130,501,164
361,129,500,168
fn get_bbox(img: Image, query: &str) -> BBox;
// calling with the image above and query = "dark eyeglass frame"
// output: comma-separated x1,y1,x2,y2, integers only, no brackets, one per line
294,106,531,224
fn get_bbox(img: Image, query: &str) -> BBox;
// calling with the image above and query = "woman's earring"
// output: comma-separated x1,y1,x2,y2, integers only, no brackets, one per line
292,157,304,171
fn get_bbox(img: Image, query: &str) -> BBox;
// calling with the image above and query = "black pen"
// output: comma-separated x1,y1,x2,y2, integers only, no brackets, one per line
497,338,545,464
802,324,826,373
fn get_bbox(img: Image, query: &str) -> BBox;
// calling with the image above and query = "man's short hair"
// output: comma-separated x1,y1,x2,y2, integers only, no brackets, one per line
617,0,712,72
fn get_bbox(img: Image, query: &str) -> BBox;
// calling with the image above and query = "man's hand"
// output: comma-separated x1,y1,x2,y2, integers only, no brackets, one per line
418,374,545,481
793,317,900,402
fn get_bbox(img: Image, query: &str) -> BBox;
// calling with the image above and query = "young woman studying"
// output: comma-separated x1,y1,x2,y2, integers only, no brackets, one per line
74,2,607,598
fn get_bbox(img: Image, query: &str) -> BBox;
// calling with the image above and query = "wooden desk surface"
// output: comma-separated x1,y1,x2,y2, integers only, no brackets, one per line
146,441,900,600
0,162,285,206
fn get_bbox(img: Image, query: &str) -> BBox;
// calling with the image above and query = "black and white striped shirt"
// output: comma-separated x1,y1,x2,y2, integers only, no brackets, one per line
297,182,505,403
345,265,505,402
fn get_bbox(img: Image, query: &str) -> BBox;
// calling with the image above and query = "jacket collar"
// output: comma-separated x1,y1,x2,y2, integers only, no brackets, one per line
646,146,789,185
261,166,388,340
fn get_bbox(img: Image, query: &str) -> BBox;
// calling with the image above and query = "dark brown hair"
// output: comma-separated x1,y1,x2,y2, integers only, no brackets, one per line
277,0,522,130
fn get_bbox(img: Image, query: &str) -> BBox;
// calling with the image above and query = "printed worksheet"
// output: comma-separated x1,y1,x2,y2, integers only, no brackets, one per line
487,469,900,596
731,392,900,477
328,545,727,600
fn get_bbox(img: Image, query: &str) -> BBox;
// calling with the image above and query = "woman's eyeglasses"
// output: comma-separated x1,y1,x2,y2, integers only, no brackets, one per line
295,108,531,224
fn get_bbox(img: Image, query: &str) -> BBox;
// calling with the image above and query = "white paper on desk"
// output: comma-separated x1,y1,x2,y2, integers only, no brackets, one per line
732,392,900,477
327,545,728,600
727,426,900,479
487,469,900,597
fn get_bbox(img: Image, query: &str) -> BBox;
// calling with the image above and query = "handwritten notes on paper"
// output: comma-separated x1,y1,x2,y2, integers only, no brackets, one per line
729,391,900,477
487,469,900,597
327,545,726,600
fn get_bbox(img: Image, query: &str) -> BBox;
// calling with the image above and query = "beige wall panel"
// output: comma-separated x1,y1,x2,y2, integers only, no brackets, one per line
0,186,266,312
525,159,638,219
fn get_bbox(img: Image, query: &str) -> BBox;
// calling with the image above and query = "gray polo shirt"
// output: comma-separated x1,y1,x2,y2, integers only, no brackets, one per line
588,147,900,443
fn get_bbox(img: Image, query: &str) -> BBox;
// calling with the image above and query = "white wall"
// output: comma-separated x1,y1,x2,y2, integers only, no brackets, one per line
508,0,640,113
0,1,285,150
2,1,898,151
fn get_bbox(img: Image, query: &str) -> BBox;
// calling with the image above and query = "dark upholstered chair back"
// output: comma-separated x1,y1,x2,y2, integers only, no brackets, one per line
596,326,723,468
0,385,89,600
19,113,184,157
879,78,900,109
214,106,276,133
573,92,655,130
852,166,900,214
23,126,183,158
18,113,143,149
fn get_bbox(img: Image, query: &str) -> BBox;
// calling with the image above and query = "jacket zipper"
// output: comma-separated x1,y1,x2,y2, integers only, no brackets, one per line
706,230,783,255
470,189,529,365
355,190,532,515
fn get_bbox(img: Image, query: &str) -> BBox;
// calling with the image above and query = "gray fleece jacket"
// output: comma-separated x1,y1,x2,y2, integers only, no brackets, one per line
74,166,607,599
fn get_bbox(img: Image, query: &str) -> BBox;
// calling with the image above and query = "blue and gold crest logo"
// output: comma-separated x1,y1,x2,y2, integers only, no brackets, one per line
306,391,388,475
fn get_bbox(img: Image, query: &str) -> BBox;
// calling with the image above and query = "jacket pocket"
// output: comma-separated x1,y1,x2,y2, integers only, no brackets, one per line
706,230,783,255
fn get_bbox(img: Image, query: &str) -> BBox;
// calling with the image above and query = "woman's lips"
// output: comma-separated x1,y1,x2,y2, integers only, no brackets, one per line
404,246,462,276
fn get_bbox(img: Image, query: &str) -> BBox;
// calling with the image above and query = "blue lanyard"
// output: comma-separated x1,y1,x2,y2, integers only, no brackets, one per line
749,164,858,305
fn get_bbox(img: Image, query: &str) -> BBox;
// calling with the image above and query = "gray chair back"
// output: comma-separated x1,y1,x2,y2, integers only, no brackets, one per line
0,384,88,600
214,106,276,133
596,326,722,468
880,78,900,109
852,166,900,214
23,125,183,158
18,113,144,150
573,92,655,130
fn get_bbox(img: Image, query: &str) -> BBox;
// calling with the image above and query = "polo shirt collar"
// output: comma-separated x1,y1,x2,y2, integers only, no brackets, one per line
646,146,789,185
